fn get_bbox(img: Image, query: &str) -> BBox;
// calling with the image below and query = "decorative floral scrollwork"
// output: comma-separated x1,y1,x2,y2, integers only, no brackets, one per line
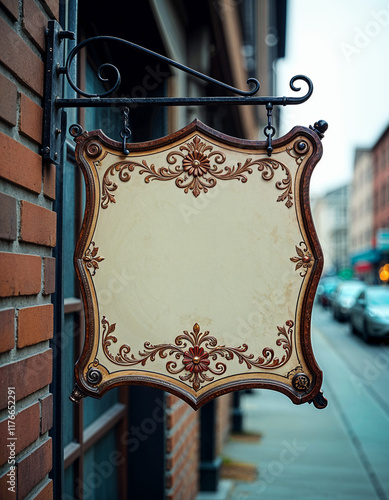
100,136,253,205
100,136,294,207
101,318,294,392
257,159,293,208
83,241,104,276
165,136,227,197
101,161,137,209
290,242,313,277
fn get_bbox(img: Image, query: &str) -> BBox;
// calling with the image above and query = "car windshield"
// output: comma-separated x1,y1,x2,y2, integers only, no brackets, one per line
324,283,338,293
367,288,389,306
321,279,341,293
338,284,364,298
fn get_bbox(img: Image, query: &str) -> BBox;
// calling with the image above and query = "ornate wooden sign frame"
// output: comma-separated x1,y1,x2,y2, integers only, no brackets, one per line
69,120,327,410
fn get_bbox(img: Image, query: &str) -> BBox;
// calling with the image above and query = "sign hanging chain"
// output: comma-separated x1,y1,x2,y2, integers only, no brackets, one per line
264,102,276,156
119,107,131,155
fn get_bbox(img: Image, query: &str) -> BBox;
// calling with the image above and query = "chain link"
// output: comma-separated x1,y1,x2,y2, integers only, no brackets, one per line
120,107,131,155
263,103,276,156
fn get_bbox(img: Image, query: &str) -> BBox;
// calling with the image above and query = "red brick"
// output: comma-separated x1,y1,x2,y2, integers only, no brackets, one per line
0,349,52,410
0,0,18,21
0,192,17,241
32,480,53,499
17,438,52,499
22,0,46,52
166,411,197,453
166,394,181,407
20,94,43,144
43,257,56,295
216,394,232,455
0,253,41,297
0,73,17,126
166,414,198,464
166,437,198,488
43,163,56,200
39,393,53,434
20,201,56,247
0,403,40,466
0,308,15,353
166,437,199,499
0,17,44,96
0,470,16,499
0,132,42,193
18,304,53,348
166,424,199,471
167,401,191,428
41,0,59,20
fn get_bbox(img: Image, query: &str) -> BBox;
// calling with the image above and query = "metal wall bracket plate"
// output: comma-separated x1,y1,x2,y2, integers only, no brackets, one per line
69,120,327,410
42,20,72,164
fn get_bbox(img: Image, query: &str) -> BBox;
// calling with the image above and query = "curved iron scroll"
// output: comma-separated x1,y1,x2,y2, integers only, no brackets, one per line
56,35,313,107
59,35,260,98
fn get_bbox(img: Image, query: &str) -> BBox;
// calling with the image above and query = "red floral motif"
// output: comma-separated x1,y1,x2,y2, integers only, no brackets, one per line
102,319,294,393
183,346,210,373
182,150,211,177
101,136,294,204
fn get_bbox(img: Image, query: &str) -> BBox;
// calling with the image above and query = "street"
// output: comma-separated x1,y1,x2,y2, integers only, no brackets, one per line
220,303,389,500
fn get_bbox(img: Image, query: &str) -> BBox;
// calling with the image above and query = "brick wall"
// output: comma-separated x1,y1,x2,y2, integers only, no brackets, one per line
215,394,233,456
164,393,233,499
165,395,199,500
0,0,58,498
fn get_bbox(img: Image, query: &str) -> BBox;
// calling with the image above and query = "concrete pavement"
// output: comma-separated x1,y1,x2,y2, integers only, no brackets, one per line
218,319,389,500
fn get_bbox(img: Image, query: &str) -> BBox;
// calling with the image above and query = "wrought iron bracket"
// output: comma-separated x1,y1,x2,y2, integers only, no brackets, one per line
43,20,316,163
42,20,74,164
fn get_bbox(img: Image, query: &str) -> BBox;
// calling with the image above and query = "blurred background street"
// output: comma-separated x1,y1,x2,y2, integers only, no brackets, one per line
219,302,389,500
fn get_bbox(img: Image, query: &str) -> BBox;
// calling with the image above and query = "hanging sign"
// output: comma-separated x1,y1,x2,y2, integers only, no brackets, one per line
69,120,326,410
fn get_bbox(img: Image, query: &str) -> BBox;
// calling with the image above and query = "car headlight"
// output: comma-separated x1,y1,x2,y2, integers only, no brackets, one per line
367,310,377,318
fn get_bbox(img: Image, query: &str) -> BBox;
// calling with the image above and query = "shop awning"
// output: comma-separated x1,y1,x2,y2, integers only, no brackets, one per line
354,261,372,273
350,249,381,266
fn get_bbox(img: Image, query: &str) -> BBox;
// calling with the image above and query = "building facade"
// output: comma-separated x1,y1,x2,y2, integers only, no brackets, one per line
0,1,286,499
372,124,389,280
349,148,376,282
373,124,389,232
312,185,351,276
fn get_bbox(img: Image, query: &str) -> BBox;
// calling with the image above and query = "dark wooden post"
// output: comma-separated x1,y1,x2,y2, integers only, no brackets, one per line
199,400,221,491
127,387,166,499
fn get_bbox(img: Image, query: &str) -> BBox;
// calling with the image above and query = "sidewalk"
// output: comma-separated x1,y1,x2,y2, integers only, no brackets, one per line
221,388,376,500
216,325,388,500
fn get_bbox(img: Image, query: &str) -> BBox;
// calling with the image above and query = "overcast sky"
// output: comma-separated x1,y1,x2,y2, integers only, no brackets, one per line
276,0,389,198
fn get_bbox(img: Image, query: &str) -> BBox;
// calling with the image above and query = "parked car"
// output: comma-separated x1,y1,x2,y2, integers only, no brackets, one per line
350,286,389,341
317,276,342,308
332,280,366,321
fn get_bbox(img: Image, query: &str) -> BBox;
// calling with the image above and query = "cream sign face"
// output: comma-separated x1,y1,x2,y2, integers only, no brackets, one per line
70,120,326,410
